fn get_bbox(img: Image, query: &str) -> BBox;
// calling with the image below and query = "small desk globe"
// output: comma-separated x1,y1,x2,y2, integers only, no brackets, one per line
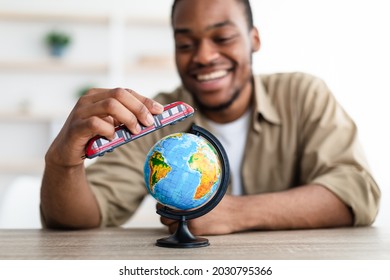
144,125,229,248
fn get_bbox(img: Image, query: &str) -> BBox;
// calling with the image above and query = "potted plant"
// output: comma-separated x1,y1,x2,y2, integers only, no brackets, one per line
76,85,94,99
45,30,71,57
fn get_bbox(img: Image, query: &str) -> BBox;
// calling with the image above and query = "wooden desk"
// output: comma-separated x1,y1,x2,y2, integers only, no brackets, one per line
0,227,389,260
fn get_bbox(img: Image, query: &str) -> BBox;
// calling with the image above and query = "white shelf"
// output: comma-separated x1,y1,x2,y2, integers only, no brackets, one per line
126,54,175,74
0,11,109,24
0,56,176,74
0,159,45,174
0,59,108,73
0,11,169,26
0,112,65,122
126,17,169,27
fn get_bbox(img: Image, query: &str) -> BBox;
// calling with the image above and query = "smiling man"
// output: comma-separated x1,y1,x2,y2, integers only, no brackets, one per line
172,0,258,124
40,0,380,233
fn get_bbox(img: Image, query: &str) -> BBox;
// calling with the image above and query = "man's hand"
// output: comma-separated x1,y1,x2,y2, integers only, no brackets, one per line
159,195,239,236
41,88,164,229
46,88,164,167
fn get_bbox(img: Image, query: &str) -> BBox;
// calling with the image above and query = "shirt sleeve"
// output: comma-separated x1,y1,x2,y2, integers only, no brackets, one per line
297,76,380,226
86,136,152,227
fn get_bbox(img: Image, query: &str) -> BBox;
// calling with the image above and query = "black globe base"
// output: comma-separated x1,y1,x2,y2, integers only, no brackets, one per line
156,217,209,248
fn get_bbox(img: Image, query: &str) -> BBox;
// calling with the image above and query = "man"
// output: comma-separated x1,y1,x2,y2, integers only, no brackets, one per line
40,0,380,235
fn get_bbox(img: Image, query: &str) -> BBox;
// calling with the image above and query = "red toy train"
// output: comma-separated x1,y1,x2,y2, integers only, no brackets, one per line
84,101,195,159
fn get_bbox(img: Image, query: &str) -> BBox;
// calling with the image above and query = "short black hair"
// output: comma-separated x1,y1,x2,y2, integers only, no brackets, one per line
171,0,254,30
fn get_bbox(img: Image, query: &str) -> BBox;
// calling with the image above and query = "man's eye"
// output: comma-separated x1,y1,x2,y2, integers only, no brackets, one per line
214,37,233,44
215,37,231,42
175,43,194,51
214,34,238,44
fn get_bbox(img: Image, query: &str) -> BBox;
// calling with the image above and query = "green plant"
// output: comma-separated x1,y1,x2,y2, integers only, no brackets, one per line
45,30,71,47
77,85,93,98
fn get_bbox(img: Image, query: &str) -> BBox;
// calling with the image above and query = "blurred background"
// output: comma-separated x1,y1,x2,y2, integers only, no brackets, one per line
0,0,389,228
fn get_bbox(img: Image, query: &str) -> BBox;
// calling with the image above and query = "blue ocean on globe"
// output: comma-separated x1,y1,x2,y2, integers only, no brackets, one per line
144,133,222,210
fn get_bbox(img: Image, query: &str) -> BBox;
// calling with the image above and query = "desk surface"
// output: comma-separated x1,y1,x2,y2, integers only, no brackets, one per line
0,227,389,260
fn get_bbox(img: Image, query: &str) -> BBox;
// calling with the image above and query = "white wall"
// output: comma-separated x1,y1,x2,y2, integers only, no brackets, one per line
0,0,388,227
252,0,390,227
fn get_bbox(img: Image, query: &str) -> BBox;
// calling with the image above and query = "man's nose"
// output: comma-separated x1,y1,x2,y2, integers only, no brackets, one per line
193,40,219,65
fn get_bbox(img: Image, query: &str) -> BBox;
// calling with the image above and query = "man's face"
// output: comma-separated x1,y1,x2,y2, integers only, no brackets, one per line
172,0,259,114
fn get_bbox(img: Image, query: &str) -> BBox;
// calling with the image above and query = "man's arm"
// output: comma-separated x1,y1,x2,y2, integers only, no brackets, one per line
40,160,100,229
40,88,164,229
161,184,353,235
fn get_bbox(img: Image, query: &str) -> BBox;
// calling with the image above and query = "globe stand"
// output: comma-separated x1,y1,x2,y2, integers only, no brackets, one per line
156,215,209,248
154,125,230,249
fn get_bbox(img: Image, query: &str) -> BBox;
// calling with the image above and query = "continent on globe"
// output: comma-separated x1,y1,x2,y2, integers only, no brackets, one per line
149,151,171,192
189,146,220,200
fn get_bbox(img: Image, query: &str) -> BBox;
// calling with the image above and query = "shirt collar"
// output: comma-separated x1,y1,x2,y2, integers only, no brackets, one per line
178,75,282,130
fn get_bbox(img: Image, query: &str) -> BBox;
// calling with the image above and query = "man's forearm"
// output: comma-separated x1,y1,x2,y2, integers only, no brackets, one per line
234,184,354,231
166,184,353,236
40,163,101,229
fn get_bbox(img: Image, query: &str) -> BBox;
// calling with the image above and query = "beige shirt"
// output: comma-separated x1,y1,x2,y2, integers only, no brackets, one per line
86,72,380,227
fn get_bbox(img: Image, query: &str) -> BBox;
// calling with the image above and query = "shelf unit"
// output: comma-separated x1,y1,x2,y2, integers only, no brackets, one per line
0,10,172,71
0,10,176,175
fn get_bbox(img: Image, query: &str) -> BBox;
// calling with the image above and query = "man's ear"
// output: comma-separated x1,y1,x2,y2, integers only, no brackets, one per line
250,27,261,52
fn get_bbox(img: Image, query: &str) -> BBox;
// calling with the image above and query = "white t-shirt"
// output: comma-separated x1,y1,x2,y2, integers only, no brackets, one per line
205,110,251,195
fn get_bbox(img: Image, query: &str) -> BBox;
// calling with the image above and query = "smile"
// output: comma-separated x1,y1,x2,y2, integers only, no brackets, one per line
196,70,229,82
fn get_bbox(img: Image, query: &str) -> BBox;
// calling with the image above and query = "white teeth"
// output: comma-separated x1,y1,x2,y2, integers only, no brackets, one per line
197,70,228,81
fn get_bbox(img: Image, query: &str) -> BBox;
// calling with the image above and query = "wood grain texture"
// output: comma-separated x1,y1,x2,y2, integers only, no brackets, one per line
0,227,389,260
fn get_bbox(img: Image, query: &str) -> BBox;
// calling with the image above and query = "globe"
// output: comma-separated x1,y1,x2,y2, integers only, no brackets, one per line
143,124,229,248
144,132,222,211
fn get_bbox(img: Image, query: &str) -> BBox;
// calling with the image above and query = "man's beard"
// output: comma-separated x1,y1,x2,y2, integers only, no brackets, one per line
191,88,241,112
